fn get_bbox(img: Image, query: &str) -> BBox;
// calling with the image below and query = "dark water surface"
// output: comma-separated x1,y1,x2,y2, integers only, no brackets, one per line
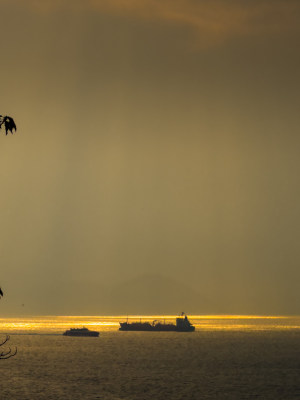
0,317,299,399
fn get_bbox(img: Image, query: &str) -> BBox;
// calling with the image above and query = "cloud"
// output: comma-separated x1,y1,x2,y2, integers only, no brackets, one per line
91,0,300,42
8,0,300,46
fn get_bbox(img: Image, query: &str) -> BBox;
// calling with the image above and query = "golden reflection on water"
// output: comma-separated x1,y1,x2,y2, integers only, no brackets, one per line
0,315,299,334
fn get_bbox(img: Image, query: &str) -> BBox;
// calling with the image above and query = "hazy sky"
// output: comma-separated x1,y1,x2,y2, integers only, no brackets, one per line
1,0,300,315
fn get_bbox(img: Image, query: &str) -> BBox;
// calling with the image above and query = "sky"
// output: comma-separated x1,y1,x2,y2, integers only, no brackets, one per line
0,0,300,315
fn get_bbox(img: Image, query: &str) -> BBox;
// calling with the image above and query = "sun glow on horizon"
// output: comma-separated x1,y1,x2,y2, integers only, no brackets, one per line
0,315,299,334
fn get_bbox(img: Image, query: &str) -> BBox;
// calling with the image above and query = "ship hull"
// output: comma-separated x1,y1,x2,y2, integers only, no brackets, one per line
63,331,99,337
119,321,195,332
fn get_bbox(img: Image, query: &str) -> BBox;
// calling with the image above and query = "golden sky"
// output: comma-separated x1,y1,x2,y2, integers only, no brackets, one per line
0,0,299,315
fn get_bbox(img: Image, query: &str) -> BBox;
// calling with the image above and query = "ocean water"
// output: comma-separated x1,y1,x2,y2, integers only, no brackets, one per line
0,316,299,400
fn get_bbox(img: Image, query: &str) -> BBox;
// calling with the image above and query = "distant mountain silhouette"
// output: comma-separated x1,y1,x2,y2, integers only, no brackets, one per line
6,272,299,315
107,273,211,314
17,273,215,315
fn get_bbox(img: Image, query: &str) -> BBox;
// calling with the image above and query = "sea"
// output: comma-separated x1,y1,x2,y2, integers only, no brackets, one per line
0,315,299,400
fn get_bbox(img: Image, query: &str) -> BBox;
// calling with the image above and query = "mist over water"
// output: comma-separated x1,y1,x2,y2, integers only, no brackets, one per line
1,316,299,399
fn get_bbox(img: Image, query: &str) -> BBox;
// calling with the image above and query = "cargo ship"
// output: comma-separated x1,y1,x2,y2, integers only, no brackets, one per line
119,313,195,332
63,327,99,337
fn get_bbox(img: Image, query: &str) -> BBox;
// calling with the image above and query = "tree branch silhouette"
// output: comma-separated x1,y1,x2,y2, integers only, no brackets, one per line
0,335,17,360
0,117,18,358
1,287,17,359
0,115,17,135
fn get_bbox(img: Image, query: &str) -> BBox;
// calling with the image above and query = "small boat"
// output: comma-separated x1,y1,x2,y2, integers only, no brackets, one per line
63,327,99,337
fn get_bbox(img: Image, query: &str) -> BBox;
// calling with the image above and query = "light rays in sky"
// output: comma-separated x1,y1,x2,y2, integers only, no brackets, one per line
0,0,299,315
